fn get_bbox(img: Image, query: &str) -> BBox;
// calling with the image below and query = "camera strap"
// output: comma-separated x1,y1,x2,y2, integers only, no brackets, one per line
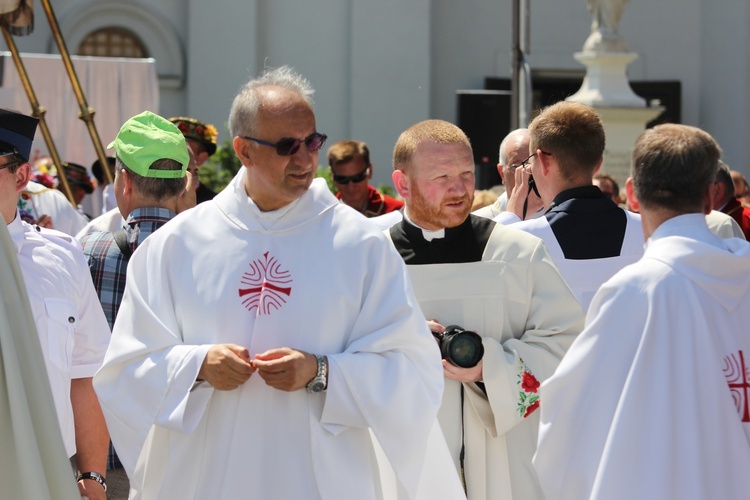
113,228,133,260
460,385,467,496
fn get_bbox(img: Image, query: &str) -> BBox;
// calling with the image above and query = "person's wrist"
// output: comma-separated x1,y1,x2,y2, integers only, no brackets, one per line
305,354,328,392
76,471,107,492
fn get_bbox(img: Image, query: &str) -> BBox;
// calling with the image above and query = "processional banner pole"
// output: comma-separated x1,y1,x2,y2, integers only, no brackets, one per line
39,0,113,185
0,25,76,206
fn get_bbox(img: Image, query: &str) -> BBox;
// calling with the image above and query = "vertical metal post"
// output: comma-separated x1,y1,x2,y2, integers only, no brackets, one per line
519,0,531,127
39,0,113,185
511,0,521,130
0,25,75,206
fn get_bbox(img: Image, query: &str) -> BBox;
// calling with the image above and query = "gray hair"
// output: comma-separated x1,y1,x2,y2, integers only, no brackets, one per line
228,65,315,138
715,160,735,199
115,156,186,201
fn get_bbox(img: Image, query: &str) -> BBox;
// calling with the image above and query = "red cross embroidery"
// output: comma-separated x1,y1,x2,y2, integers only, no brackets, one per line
238,252,292,315
723,350,750,423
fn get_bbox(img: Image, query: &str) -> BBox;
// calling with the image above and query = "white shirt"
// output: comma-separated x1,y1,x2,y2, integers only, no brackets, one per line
7,212,110,457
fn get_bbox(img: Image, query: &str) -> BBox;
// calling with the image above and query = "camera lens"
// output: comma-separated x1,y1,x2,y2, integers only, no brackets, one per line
440,325,484,368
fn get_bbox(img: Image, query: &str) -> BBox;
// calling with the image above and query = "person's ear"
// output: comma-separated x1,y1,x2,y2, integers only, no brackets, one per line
538,149,553,177
497,163,504,183
625,177,640,213
367,164,374,180
392,169,410,199
711,181,725,209
14,162,30,193
233,136,253,168
196,151,209,167
121,168,134,197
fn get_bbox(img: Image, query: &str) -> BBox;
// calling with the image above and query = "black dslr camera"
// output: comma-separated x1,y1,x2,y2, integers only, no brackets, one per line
433,325,484,368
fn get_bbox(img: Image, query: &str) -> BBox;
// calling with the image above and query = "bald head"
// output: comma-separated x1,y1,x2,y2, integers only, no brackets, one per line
498,128,530,190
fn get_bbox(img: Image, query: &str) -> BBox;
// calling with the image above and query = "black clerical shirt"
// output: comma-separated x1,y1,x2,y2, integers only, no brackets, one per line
389,215,495,265
544,185,627,260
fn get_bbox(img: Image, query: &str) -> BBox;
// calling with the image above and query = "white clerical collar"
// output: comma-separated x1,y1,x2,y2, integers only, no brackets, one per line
403,209,445,241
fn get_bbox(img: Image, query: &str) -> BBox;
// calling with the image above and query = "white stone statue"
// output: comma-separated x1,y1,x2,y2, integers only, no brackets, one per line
584,0,630,52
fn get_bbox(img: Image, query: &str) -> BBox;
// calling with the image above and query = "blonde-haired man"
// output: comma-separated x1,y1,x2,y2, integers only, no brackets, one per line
385,119,584,500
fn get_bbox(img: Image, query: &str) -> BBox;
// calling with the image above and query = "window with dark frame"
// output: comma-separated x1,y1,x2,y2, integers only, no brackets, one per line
76,27,148,58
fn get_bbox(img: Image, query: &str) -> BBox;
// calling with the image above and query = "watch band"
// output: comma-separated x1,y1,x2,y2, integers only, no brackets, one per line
77,471,107,492
317,354,327,389
306,354,327,392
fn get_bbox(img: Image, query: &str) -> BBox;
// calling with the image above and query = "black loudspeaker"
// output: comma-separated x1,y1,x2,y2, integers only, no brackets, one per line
456,90,512,190
485,77,680,127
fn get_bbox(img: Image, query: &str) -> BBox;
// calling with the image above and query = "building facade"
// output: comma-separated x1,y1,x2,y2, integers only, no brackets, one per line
6,0,749,187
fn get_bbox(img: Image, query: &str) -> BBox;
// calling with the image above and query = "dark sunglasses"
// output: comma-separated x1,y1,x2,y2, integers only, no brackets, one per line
333,167,369,184
243,132,327,156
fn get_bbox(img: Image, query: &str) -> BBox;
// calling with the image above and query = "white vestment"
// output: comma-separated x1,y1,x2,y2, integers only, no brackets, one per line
706,209,745,239
387,222,584,500
471,192,505,219
102,183,118,214
534,214,750,500
94,172,453,500
369,209,405,231
510,210,644,311
75,207,124,241
17,181,89,236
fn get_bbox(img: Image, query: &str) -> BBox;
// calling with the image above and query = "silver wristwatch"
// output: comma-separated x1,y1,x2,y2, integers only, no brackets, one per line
306,354,327,393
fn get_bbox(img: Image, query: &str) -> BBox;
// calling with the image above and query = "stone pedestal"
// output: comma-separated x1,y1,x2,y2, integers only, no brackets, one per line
567,49,664,184
595,107,664,183
568,51,646,107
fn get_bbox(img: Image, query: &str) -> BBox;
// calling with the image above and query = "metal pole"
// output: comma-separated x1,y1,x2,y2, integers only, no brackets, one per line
511,0,520,130
0,25,76,206
39,0,113,185
520,0,531,127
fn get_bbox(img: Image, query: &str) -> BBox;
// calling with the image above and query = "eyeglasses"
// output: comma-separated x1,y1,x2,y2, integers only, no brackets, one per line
518,151,550,220
333,167,369,185
0,153,22,171
242,132,327,156
518,150,552,174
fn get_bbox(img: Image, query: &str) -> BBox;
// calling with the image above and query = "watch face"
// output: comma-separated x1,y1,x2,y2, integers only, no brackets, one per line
310,380,326,393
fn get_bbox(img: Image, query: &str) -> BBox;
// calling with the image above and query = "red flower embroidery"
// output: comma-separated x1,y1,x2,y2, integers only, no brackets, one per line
521,370,540,393
523,400,540,418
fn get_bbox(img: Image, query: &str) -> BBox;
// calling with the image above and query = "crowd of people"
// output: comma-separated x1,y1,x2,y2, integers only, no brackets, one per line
2,64,749,499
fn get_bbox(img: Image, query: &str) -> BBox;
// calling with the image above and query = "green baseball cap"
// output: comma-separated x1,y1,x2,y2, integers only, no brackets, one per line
107,110,189,178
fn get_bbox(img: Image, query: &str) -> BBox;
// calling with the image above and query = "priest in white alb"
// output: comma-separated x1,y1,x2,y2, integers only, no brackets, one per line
384,119,585,500
93,66,463,499
534,123,750,499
